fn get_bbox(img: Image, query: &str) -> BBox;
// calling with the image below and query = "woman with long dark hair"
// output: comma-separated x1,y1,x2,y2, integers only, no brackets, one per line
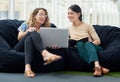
67,4,109,77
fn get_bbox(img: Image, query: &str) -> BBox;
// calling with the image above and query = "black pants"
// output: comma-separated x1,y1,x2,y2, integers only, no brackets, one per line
25,32,65,72
24,31,45,65
14,31,44,64
14,32,31,52
14,31,65,72
24,32,65,72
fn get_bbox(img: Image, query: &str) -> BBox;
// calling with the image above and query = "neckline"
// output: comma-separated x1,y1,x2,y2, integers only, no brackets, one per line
73,22,83,28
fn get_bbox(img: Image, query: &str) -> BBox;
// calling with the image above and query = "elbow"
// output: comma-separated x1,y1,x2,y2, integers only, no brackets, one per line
17,36,20,41
17,31,25,41
17,35,22,41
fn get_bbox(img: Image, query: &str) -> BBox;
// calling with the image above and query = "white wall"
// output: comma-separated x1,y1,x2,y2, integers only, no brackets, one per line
0,0,120,27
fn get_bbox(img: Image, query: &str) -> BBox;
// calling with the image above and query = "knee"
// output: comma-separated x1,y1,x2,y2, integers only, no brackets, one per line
26,32,31,36
25,36,32,44
31,31,38,35
31,31,40,38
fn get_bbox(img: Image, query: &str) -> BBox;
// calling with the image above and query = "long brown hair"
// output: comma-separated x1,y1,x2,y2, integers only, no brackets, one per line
26,8,51,27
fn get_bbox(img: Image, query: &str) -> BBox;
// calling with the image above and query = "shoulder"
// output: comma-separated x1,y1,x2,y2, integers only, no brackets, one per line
82,22,94,29
18,22,28,31
20,22,28,27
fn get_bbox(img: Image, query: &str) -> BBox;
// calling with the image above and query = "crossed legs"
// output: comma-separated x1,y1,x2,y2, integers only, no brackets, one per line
24,32,61,78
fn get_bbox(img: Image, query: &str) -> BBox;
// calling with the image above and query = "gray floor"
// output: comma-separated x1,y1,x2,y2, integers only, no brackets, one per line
0,73,120,82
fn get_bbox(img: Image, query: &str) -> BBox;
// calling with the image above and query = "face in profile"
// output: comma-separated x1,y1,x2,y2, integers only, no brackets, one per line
67,9,80,22
35,9,47,24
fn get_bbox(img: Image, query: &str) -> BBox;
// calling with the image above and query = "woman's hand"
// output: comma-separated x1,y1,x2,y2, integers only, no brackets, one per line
27,27,36,32
92,40,101,45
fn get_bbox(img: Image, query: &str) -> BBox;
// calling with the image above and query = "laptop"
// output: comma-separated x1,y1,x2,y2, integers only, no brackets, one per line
39,27,69,48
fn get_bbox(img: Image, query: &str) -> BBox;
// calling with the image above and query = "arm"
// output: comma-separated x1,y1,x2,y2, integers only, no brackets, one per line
17,22,36,41
88,25,101,45
17,22,28,41
18,27,37,41
92,39,101,45
17,31,28,40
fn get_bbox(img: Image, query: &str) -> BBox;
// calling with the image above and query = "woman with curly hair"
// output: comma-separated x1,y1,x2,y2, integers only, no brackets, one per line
14,8,62,77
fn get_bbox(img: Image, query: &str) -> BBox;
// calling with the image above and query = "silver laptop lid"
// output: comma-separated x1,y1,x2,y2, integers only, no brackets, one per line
39,27,68,48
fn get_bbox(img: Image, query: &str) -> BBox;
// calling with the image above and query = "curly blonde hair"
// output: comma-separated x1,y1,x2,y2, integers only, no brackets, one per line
26,8,51,27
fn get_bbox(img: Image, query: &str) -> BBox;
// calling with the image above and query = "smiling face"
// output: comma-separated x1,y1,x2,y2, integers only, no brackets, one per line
35,9,47,25
67,8,80,23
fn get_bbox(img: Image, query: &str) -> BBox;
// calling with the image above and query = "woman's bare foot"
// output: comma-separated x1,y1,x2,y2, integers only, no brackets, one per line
24,70,35,78
42,50,62,65
24,64,35,78
93,61,102,77
102,67,110,74
93,66,102,77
